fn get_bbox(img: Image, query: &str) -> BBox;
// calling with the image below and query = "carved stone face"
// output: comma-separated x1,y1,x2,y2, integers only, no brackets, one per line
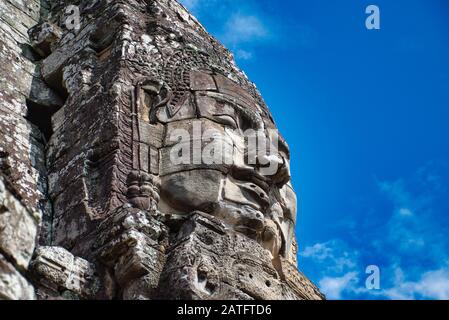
143,69,296,259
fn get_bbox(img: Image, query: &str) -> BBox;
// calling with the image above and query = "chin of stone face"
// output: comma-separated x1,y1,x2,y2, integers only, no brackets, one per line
0,0,323,300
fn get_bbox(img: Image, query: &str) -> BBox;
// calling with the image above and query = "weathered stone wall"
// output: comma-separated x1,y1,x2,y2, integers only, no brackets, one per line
0,0,324,300
0,0,53,299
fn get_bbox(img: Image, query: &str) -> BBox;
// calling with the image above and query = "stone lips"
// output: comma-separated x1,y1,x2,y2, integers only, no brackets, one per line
0,0,324,300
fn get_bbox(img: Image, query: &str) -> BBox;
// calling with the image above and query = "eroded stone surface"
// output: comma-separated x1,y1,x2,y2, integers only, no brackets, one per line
158,213,323,300
30,246,101,300
0,177,40,270
0,253,36,300
0,0,49,299
0,0,324,300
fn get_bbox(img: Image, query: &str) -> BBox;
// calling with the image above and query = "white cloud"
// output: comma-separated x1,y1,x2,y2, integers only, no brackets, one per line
301,163,449,299
374,166,449,299
178,1,270,62
301,242,333,260
383,267,449,300
235,49,253,60
223,14,268,46
303,238,449,300
375,165,447,257
416,268,449,299
300,240,358,274
319,272,359,300
302,236,449,299
300,240,364,299
398,208,413,216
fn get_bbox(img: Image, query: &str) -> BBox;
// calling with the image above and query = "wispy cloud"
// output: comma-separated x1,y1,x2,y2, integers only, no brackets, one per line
235,49,253,60
381,265,449,300
302,240,449,300
222,14,268,45
377,162,448,260
300,240,358,274
300,240,361,299
179,0,200,10
409,268,449,300
300,162,449,300
319,272,359,300
179,0,315,62
179,0,273,61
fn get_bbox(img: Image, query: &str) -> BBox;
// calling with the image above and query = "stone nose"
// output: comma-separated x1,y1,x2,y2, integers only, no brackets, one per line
256,153,291,187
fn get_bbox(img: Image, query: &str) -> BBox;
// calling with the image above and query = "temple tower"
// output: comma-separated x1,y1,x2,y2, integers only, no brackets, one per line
0,0,323,300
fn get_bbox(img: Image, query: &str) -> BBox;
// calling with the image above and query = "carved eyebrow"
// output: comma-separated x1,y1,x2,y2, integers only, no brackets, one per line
212,114,239,129
202,91,264,130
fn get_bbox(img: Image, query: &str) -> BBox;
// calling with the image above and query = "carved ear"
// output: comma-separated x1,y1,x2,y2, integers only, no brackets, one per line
141,81,163,96
155,85,172,109
139,80,172,123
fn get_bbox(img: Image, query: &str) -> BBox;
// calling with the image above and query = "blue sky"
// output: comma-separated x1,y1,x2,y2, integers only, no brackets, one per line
179,0,449,299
